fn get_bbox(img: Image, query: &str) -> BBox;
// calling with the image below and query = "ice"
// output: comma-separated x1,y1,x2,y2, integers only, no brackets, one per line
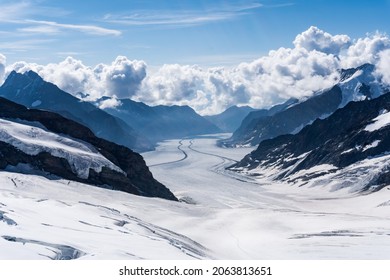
364,111,390,132
1,135,390,259
362,140,381,151
0,118,124,178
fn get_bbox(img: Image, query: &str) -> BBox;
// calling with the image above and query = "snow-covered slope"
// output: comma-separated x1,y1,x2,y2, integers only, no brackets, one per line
2,136,390,259
0,96,177,201
230,91,390,192
338,63,384,107
0,172,209,260
0,118,123,179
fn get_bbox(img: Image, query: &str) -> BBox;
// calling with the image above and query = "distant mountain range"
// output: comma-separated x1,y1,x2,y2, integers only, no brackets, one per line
221,63,384,148
0,71,226,151
0,97,177,200
100,97,221,143
204,105,256,132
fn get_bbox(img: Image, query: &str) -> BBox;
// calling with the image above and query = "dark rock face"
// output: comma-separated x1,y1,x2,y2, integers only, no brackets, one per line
231,92,390,190
0,97,177,201
103,98,221,143
0,71,153,152
204,105,256,132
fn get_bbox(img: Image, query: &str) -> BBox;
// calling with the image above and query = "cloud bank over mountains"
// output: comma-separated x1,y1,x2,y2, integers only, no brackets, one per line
1,26,390,115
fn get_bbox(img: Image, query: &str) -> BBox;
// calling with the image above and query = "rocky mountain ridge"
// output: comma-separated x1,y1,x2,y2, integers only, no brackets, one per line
230,91,390,192
101,97,221,143
0,97,177,201
222,63,385,148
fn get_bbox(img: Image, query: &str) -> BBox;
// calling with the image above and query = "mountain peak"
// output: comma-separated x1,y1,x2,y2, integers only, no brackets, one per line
3,70,44,90
338,63,381,107
339,63,374,83
24,70,43,81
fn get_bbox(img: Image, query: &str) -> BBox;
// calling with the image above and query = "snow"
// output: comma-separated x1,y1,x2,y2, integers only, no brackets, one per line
1,135,390,259
287,164,338,181
341,148,354,155
364,110,390,132
340,70,363,84
0,118,123,179
31,100,41,107
362,140,381,151
338,67,382,108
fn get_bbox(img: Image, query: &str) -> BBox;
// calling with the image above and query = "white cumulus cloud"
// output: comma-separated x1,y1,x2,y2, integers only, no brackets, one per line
340,31,390,68
5,56,147,100
375,49,390,85
136,41,342,114
99,56,147,98
293,26,351,54
2,27,390,115
98,97,122,109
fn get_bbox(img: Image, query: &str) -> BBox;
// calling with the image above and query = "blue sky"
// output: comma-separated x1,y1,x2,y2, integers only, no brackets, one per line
1,0,390,66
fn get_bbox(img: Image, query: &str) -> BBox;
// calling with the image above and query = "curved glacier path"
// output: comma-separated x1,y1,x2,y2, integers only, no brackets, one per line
1,134,390,259
142,134,390,259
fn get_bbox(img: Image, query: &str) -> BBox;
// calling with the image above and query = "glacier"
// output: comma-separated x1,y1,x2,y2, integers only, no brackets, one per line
1,134,390,259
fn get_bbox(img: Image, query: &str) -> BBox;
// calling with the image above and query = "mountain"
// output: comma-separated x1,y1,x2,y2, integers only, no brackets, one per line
219,97,300,147
230,91,390,192
0,71,153,152
221,63,383,148
204,105,256,132
101,98,221,142
0,97,177,201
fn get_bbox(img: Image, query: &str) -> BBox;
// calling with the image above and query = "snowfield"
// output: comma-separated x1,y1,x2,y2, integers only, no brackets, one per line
365,110,390,132
1,134,390,259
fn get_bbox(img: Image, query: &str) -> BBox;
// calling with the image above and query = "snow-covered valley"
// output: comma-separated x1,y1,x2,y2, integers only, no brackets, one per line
1,134,390,259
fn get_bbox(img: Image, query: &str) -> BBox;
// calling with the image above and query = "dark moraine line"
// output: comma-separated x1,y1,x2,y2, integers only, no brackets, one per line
148,140,189,167
187,140,238,163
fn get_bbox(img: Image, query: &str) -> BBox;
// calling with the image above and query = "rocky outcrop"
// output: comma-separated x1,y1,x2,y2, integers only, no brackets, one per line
0,97,177,201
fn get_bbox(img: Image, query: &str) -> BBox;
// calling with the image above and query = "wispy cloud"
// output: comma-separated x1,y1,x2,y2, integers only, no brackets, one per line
103,2,263,27
0,1,69,22
25,20,122,36
17,25,61,35
0,2,31,22
0,39,56,51
0,1,120,37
